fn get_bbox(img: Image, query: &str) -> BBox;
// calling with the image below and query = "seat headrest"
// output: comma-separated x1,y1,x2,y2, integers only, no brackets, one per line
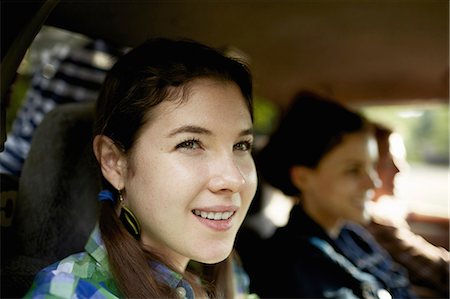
15,101,101,260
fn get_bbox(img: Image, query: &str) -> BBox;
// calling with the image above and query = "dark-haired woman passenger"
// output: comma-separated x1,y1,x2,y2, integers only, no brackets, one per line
248,91,416,299
25,38,258,299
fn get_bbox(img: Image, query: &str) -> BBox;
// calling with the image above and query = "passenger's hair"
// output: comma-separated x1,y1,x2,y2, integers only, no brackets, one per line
257,90,370,197
93,38,253,298
373,122,392,155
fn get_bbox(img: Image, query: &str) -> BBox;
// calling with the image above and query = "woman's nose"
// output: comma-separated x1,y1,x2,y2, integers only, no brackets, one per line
367,169,381,189
208,154,246,193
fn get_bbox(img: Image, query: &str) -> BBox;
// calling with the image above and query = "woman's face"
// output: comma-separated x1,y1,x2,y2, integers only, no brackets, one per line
293,132,378,234
374,134,400,199
122,78,257,271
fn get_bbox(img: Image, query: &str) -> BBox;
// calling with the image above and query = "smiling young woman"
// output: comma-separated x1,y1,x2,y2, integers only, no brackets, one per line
247,91,417,299
24,38,258,299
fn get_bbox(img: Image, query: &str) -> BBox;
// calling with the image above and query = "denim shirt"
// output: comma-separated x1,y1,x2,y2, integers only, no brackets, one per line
249,205,415,299
24,225,254,298
336,222,416,299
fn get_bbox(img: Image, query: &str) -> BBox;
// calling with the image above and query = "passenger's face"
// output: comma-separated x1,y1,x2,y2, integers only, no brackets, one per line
294,132,378,232
375,135,400,198
123,78,257,271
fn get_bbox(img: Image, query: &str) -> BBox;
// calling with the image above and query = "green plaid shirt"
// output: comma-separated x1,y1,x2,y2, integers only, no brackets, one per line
24,225,257,299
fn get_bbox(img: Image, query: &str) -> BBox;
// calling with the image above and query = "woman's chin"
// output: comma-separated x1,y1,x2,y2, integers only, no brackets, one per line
194,246,232,264
352,210,371,225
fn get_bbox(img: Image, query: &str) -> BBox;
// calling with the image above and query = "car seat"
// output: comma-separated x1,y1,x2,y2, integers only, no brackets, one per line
0,101,101,298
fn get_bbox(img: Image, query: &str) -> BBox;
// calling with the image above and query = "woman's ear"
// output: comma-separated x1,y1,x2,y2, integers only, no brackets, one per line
93,135,127,190
290,165,311,191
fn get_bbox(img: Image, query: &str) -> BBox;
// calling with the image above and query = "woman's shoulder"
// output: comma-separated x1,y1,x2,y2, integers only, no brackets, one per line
23,252,119,299
340,221,387,253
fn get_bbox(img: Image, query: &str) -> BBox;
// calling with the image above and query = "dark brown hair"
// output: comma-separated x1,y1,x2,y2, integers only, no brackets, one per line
373,122,393,156
257,90,371,197
94,38,253,298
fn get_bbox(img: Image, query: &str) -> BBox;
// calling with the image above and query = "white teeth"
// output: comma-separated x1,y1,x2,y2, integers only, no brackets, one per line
193,209,233,220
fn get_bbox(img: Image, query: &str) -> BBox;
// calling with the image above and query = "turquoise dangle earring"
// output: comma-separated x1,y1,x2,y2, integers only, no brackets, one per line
118,190,141,239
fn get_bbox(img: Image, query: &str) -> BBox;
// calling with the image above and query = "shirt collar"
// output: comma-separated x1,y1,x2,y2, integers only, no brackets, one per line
287,204,333,242
150,261,195,299
85,224,195,299
84,224,110,271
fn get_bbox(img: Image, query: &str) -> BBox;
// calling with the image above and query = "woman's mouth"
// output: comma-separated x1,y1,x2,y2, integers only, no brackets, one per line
192,209,234,220
191,208,237,231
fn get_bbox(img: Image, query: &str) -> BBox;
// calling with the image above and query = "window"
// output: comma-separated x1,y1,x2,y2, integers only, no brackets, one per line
360,103,449,218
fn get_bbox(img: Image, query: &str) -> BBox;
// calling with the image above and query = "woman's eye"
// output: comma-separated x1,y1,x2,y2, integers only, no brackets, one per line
176,139,201,150
234,140,253,152
346,168,361,176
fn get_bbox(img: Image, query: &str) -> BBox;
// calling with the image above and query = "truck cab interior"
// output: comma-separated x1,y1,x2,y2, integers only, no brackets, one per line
1,1,448,297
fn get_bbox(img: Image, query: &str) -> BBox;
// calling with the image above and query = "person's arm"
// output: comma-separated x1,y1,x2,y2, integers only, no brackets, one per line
367,220,449,296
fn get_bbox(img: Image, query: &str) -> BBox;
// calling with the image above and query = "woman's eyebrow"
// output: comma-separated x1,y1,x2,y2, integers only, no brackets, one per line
167,125,212,137
240,128,254,137
167,125,254,138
